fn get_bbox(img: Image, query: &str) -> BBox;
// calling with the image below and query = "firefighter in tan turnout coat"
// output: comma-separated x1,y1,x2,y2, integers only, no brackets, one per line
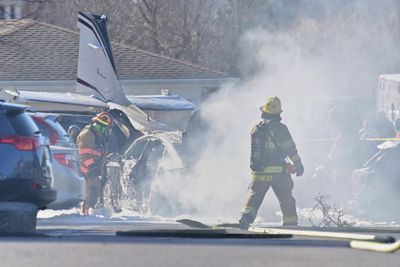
239,97,304,229
77,112,114,215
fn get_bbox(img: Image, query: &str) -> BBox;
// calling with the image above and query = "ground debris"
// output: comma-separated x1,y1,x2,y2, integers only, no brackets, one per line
308,194,347,227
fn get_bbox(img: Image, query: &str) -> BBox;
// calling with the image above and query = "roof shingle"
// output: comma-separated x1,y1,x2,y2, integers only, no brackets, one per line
0,20,230,81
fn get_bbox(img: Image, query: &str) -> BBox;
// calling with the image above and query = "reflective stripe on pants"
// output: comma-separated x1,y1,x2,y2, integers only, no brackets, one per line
255,165,285,174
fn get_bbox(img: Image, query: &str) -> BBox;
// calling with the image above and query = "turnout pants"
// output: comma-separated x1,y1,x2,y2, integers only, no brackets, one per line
84,175,103,209
241,172,298,226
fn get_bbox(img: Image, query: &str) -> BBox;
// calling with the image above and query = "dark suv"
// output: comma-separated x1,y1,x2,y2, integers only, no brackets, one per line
0,101,56,209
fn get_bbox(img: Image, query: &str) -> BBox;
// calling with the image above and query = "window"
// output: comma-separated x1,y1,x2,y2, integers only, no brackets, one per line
10,5,15,19
0,5,5,20
33,119,51,139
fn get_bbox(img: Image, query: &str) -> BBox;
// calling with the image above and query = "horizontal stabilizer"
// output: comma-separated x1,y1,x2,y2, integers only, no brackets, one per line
5,90,107,108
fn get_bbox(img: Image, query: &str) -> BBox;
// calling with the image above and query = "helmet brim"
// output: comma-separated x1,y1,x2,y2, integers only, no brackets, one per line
259,106,282,114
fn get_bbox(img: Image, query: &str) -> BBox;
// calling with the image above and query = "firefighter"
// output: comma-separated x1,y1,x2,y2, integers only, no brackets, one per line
67,124,81,143
77,112,114,215
239,96,304,229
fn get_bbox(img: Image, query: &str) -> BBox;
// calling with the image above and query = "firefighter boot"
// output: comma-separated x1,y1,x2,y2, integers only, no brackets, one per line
80,201,89,215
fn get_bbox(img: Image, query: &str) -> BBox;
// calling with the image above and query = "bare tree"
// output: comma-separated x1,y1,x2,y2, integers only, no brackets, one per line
159,0,218,64
134,0,164,53
19,0,277,75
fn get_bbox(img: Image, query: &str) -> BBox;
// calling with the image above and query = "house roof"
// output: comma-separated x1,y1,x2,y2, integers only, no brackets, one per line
0,20,231,81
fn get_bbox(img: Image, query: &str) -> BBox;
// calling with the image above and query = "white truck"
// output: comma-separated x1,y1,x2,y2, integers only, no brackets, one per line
378,74,400,121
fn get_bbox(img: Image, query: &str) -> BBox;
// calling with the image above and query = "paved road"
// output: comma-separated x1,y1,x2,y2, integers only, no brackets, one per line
0,218,399,267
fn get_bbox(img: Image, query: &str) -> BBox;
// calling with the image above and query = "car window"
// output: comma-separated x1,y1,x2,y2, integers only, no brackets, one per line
8,112,39,136
46,119,70,141
34,119,52,139
0,114,12,136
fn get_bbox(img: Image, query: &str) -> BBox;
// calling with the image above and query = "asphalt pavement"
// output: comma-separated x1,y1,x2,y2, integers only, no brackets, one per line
0,217,399,267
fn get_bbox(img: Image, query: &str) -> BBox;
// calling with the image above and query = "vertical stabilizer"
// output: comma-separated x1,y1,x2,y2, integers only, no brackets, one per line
77,12,130,105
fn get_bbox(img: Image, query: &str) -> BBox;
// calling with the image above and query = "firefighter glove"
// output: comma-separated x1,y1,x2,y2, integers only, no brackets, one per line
295,162,304,176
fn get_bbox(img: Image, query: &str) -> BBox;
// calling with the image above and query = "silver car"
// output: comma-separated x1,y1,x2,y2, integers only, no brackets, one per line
30,113,85,210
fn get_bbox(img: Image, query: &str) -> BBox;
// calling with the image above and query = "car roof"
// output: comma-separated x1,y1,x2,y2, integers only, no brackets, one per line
0,101,29,113
28,112,59,121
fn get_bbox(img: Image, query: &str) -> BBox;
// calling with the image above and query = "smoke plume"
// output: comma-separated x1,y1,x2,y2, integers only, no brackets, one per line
151,0,400,223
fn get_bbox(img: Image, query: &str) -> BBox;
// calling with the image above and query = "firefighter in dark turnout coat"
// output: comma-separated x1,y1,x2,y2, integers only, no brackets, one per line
239,97,304,229
77,112,114,214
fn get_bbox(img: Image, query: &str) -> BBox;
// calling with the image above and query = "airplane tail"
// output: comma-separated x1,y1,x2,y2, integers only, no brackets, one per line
77,12,182,134
76,12,130,105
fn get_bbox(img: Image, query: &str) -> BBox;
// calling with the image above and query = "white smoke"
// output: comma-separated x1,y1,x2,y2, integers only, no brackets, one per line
151,0,400,223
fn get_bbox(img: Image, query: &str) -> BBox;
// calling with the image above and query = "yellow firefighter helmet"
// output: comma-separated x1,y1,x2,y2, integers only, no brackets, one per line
260,96,282,114
92,112,114,128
